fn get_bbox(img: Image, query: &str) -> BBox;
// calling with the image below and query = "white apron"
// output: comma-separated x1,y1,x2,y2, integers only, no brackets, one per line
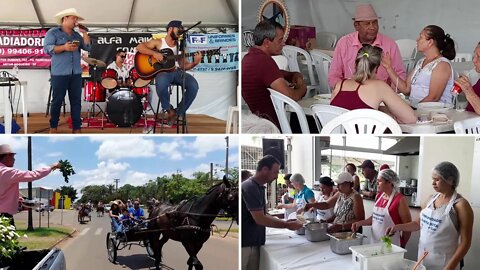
371,191,400,246
418,192,460,270
316,192,335,222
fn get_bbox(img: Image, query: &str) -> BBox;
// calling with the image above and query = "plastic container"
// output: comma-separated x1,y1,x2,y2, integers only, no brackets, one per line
326,232,365,255
305,222,329,242
382,259,426,270
349,243,407,270
295,226,305,235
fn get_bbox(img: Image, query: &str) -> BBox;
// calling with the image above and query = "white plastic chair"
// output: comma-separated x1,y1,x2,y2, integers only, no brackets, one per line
395,39,417,73
282,45,317,86
272,55,289,70
320,109,403,134
268,88,310,134
316,32,338,49
310,104,349,133
454,117,480,134
452,53,473,62
225,106,239,134
310,50,333,93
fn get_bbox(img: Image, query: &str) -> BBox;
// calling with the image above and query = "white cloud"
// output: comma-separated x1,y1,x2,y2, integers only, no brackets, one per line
187,137,229,158
157,141,183,160
72,160,130,189
95,138,156,160
0,137,27,152
121,171,156,186
46,152,62,158
47,136,76,142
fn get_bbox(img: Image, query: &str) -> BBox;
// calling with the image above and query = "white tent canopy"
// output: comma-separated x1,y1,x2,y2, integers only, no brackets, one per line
1,0,238,28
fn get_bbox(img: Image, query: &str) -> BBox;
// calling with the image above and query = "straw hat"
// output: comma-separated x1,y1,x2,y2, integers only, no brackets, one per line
334,172,353,184
0,144,15,155
55,8,84,25
352,4,380,21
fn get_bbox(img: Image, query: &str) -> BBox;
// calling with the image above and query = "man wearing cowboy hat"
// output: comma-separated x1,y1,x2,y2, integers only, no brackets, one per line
136,20,202,123
44,8,91,134
0,144,61,226
328,3,405,89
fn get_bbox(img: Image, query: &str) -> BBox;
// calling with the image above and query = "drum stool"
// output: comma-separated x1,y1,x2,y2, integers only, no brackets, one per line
153,84,188,134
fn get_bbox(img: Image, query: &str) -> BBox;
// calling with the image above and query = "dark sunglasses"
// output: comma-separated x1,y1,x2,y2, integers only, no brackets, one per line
119,55,126,58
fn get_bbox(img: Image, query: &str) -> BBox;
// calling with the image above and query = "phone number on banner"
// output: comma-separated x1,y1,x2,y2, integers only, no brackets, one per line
0,48,44,55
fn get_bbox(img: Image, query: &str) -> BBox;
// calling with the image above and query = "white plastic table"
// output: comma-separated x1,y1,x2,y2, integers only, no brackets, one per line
399,109,479,134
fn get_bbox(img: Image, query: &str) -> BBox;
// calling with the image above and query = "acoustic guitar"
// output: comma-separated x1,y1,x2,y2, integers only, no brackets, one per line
134,47,221,79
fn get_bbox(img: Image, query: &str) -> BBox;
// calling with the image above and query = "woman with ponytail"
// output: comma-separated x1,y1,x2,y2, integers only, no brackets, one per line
382,25,456,107
330,44,416,124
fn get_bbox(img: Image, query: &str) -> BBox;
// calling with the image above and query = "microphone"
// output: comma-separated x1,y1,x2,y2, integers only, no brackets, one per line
77,24,89,32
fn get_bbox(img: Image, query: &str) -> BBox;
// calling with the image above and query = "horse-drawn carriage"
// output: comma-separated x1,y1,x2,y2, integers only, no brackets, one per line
106,219,154,263
105,176,238,270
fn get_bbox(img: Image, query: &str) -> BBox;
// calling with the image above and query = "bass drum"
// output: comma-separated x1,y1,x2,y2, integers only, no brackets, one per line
106,89,143,127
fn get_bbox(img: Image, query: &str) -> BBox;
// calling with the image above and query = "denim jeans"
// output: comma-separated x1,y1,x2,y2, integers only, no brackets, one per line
111,218,120,232
154,69,199,116
50,74,83,129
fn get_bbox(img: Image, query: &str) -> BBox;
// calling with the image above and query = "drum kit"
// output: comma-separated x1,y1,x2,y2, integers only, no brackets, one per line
83,57,153,128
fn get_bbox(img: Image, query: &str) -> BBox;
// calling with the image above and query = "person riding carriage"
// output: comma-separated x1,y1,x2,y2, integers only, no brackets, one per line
97,200,105,217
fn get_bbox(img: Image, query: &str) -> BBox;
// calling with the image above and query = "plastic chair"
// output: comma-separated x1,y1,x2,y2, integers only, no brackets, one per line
452,53,473,62
310,104,349,133
316,32,338,49
453,117,480,134
282,45,319,97
226,106,239,133
395,39,417,73
272,55,289,70
310,50,333,93
268,88,310,134
320,109,403,134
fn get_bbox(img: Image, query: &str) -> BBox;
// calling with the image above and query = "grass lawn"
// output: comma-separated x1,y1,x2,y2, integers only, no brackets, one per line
15,221,74,250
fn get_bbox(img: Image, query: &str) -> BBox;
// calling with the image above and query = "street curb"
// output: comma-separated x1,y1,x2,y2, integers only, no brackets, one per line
48,227,77,249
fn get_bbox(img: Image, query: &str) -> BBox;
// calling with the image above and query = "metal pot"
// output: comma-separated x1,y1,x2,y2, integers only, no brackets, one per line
411,179,418,187
295,226,305,235
326,232,365,255
305,222,330,242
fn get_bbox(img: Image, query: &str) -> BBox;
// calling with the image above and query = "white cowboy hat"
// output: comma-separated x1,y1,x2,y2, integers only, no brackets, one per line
55,8,84,25
0,144,15,155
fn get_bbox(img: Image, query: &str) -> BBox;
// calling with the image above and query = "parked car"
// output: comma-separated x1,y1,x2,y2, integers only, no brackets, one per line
104,204,111,212
5,248,66,270
35,203,55,212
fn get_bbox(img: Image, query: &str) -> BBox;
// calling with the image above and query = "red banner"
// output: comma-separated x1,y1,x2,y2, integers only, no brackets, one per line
0,28,51,69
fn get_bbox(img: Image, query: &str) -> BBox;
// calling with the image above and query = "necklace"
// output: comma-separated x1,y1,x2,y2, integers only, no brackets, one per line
422,54,441,68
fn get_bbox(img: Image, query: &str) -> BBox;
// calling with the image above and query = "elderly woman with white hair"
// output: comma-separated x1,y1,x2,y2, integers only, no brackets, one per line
351,169,412,247
276,173,315,217
386,162,473,270
304,172,365,233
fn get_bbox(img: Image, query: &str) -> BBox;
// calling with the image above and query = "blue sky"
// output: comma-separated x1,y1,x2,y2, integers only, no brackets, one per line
2,136,239,192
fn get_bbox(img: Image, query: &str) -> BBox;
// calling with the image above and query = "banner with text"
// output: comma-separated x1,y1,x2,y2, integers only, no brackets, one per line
187,33,239,72
0,28,51,69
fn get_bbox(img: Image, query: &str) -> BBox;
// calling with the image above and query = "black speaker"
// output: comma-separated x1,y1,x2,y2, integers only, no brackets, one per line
262,138,285,169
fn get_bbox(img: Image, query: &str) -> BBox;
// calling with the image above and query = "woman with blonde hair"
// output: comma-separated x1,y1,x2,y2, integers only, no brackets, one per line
330,44,416,124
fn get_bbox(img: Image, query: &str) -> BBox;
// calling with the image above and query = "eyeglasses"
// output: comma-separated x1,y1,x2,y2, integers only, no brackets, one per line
120,55,126,58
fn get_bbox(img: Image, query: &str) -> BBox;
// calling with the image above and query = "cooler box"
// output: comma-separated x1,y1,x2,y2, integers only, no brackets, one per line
349,243,407,270
286,25,316,50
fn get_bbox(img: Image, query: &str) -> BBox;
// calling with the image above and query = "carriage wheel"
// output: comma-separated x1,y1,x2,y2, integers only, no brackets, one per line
144,239,155,257
78,214,81,223
106,233,117,263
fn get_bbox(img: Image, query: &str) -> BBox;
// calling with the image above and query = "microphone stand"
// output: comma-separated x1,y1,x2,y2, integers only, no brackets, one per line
176,21,201,133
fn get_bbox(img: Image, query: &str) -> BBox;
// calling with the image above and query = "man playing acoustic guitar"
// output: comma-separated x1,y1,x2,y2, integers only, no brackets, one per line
136,20,202,122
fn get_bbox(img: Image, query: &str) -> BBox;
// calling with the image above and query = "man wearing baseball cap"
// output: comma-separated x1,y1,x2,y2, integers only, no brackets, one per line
328,3,405,89
0,144,61,226
44,8,91,134
359,159,378,199
137,20,202,123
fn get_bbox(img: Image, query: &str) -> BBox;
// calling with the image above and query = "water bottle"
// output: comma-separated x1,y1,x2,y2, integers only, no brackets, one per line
12,64,19,79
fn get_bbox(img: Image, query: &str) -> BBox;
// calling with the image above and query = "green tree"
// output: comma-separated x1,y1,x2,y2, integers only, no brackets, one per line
80,185,109,203
55,185,78,201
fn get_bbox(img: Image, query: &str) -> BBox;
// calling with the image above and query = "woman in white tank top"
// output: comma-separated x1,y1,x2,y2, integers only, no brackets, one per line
382,25,456,107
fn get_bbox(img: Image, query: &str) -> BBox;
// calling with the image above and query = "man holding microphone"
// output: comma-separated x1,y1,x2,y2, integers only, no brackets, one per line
44,8,91,134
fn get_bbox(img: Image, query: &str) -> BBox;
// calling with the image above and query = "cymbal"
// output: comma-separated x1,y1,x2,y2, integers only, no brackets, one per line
84,57,106,67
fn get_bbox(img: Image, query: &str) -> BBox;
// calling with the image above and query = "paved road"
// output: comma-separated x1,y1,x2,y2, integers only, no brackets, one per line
15,209,238,270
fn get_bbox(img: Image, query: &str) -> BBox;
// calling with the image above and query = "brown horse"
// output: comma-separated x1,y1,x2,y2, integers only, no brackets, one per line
78,205,91,223
147,176,238,270
97,205,104,217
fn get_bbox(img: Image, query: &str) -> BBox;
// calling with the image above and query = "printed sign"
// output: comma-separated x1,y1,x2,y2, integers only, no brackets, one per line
0,28,51,69
187,33,239,72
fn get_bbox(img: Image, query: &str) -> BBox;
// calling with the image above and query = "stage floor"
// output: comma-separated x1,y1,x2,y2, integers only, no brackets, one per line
9,112,229,134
